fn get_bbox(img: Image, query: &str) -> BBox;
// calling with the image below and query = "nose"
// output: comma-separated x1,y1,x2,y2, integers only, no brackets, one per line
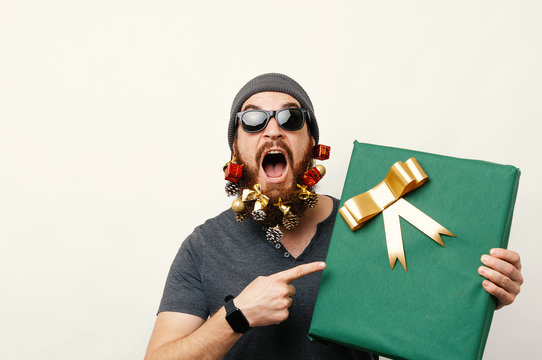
262,116,284,141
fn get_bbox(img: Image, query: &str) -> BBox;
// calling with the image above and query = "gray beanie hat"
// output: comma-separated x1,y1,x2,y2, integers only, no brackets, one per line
228,73,319,151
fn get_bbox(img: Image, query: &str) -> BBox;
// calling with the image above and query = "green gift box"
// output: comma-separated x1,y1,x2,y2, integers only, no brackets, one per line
308,141,520,360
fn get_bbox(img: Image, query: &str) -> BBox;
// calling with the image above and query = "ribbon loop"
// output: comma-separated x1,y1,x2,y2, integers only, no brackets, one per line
241,184,269,211
339,158,454,271
340,158,428,230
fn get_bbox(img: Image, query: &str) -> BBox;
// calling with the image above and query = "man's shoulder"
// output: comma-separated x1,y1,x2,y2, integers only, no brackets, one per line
186,207,235,241
322,194,340,217
327,195,339,207
199,207,236,230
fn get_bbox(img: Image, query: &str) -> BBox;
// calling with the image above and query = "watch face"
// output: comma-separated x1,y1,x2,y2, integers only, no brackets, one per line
226,309,250,333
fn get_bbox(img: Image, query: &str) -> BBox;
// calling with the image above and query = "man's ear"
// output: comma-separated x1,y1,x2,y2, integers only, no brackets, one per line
311,136,316,147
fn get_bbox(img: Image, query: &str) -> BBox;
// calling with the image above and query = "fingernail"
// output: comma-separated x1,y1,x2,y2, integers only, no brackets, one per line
478,266,485,274
490,249,497,255
481,255,489,263
319,262,326,269
482,280,490,288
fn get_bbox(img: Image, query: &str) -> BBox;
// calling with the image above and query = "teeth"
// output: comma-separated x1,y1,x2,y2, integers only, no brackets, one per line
268,150,282,154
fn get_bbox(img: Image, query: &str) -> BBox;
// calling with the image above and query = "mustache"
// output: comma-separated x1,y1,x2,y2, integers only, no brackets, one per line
254,140,294,166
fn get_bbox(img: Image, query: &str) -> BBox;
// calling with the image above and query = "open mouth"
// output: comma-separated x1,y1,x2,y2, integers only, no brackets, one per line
262,150,288,180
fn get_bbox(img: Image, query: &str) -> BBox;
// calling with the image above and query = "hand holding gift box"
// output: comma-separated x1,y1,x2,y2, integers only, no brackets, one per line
478,247,523,310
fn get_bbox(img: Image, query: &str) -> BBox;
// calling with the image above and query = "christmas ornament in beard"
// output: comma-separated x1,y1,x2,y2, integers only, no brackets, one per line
224,156,243,197
234,140,314,227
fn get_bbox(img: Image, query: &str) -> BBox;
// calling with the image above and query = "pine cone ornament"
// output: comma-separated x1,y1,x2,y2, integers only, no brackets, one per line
252,209,266,221
266,226,283,244
306,193,318,208
235,210,248,223
282,212,300,230
225,181,241,197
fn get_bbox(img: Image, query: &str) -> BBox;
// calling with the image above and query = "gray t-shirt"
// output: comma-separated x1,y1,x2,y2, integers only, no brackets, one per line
159,196,375,359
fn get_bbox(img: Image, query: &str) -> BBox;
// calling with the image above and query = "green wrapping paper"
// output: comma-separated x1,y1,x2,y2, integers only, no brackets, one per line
308,141,520,360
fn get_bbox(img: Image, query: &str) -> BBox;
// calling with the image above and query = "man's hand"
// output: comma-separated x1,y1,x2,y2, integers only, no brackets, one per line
478,248,523,309
234,261,326,327
145,262,326,360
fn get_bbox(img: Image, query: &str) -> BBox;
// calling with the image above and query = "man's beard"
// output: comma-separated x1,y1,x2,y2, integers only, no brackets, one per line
234,140,315,228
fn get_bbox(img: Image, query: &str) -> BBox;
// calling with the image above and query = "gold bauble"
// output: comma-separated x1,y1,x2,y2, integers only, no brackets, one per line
315,164,326,177
231,198,245,213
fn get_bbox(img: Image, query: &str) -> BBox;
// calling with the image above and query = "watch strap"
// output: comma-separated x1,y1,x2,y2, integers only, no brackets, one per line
224,295,251,333
224,295,235,313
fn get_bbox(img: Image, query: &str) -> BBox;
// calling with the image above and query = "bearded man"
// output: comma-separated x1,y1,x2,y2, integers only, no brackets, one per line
145,73,523,360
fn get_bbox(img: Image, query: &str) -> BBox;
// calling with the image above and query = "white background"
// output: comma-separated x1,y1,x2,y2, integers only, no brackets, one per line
1,1,541,359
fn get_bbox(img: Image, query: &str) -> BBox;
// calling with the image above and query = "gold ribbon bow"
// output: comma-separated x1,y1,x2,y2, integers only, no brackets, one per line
339,158,455,271
297,184,315,200
241,184,269,211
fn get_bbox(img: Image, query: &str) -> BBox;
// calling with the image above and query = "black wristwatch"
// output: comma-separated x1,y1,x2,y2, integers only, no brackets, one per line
224,295,251,333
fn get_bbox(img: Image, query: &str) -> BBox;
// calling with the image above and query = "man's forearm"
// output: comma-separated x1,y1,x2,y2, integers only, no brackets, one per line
146,262,327,359
146,307,242,360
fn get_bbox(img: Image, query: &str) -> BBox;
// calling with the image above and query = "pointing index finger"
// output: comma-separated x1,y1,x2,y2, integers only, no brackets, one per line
276,262,326,283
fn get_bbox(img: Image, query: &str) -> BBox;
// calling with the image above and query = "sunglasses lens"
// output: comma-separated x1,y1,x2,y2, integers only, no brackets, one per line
241,111,268,132
277,109,304,130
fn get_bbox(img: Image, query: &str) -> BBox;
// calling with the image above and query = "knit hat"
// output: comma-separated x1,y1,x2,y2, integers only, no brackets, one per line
228,73,319,151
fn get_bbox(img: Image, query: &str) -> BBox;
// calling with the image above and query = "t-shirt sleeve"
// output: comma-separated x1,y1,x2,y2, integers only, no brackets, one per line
157,230,208,319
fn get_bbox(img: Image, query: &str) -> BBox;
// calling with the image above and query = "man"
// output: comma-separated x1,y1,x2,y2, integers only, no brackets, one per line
145,73,523,359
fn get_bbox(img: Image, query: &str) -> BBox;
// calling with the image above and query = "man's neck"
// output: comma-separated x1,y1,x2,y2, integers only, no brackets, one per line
279,194,334,258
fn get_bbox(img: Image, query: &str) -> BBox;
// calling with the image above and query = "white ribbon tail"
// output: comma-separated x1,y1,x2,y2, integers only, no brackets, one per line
383,205,408,271
383,198,456,271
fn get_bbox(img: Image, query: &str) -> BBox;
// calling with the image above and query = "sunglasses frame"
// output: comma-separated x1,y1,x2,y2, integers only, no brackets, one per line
236,107,311,133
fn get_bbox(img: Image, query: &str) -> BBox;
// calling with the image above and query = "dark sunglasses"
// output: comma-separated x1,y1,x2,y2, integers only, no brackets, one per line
236,108,310,133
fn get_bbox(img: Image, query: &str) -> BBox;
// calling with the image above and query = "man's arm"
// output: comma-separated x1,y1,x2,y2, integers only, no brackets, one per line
478,248,523,309
145,261,326,360
144,310,240,360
